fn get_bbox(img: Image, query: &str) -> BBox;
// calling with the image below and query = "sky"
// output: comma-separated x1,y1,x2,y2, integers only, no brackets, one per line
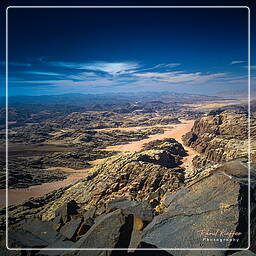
1,6,254,96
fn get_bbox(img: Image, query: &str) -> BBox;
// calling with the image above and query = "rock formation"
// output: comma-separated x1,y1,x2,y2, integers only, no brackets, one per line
182,109,256,167
1,105,255,255
1,158,254,256
37,140,185,221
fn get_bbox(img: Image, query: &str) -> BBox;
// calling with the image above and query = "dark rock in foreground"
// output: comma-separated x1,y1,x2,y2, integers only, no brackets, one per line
59,217,83,241
141,159,251,255
55,200,79,223
106,198,155,222
21,219,67,245
63,209,133,256
8,229,48,248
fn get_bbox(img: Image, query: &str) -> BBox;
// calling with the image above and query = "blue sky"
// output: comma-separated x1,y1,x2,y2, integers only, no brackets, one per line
2,7,254,96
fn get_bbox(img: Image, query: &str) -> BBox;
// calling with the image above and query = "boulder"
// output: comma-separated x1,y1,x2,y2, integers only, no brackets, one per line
51,215,63,231
22,219,67,244
83,207,96,220
106,198,154,222
55,200,79,223
8,230,48,248
141,160,249,255
64,209,133,255
59,217,83,241
76,217,94,237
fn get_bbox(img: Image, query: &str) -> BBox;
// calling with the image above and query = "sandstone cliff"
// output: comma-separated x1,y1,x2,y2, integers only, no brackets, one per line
182,109,256,167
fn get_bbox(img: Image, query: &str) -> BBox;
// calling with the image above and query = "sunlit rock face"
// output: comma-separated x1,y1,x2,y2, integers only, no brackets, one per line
182,109,256,167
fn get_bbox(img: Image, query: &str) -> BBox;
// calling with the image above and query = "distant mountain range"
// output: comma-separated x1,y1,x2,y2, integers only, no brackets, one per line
1,91,221,107
217,88,254,99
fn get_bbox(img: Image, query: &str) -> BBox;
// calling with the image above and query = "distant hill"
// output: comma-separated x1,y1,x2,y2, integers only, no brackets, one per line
1,92,220,107
0,92,221,128
216,88,255,99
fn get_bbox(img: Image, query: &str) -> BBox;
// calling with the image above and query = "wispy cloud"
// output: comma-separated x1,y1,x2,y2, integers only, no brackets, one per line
48,61,80,69
231,60,245,65
48,61,182,76
150,63,181,69
138,63,181,72
22,71,63,76
82,62,140,76
67,72,98,81
165,63,181,68
133,71,226,84
10,59,246,92
49,61,140,76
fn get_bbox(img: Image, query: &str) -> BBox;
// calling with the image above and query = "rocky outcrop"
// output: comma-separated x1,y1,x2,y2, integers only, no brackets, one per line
5,198,154,252
70,209,132,252
106,198,154,222
1,127,165,189
38,143,185,221
0,186,69,234
0,158,68,189
0,139,185,233
142,138,187,157
1,115,255,255
141,159,251,254
182,109,256,167
2,159,254,256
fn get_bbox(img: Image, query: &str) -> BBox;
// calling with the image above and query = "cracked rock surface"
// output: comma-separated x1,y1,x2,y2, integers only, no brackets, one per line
141,159,251,255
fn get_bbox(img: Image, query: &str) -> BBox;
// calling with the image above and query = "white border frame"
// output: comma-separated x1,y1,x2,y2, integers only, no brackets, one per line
5,5,251,252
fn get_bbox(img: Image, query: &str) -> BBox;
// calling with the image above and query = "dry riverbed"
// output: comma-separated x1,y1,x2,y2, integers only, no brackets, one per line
0,120,197,207
103,119,198,168
0,168,89,207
